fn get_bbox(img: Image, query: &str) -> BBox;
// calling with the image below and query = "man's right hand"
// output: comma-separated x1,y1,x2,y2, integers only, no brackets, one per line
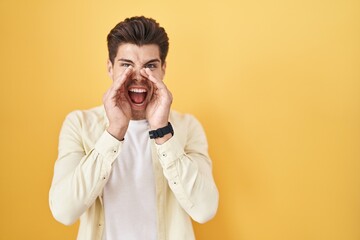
103,66,133,140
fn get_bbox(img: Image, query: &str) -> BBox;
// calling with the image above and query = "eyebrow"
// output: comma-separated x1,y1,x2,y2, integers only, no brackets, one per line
118,58,161,66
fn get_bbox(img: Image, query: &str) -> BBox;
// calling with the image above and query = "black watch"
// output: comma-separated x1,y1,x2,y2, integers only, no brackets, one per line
149,122,174,139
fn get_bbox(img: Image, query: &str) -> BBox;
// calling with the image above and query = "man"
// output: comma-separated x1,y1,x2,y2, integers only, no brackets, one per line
49,16,219,240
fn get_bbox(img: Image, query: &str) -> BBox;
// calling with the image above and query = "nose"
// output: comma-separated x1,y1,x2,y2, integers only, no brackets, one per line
130,67,146,82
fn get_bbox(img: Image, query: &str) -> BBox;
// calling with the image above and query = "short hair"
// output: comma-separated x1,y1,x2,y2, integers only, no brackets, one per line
107,16,169,65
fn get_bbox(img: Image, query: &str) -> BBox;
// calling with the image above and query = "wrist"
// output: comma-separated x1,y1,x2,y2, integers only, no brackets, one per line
154,133,172,145
107,124,128,141
149,121,169,130
149,122,174,145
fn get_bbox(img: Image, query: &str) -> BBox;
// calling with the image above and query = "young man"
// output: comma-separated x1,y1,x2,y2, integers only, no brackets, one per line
49,16,218,240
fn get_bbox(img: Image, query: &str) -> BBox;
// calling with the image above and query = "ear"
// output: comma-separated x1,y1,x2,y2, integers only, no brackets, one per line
162,61,167,74
107,59,113,78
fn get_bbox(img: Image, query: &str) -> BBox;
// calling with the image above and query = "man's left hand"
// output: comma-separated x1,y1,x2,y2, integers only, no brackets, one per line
141,68,173,143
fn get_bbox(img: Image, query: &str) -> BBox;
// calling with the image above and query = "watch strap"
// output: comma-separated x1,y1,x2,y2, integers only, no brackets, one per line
149,122,174,139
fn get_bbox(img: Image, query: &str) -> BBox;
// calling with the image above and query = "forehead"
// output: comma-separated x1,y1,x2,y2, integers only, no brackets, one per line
115,43,161,62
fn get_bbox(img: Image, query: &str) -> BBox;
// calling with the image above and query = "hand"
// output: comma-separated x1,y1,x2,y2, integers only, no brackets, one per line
141,68,172,128
103,66,133,140
141,68,173,143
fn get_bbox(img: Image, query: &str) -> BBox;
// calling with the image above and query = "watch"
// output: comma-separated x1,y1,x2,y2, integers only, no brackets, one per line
149,122,174,139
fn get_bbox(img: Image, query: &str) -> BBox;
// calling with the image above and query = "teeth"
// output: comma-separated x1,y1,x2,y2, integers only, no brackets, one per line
129,88,147,93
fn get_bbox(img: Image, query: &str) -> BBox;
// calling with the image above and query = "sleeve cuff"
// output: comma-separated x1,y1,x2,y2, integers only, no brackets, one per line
94,130,123,160
155,136,185,168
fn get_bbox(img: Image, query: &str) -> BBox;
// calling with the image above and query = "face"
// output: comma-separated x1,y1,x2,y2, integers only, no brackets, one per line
107,43,166,120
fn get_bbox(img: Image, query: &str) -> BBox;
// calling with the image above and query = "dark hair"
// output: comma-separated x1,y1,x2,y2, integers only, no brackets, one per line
107,16,169,65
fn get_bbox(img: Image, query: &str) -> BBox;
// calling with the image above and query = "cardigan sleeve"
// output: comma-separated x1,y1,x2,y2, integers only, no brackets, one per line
155,115,219,223
49,111,122,225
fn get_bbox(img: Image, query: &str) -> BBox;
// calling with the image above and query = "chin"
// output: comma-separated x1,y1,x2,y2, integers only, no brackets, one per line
131,109,147,120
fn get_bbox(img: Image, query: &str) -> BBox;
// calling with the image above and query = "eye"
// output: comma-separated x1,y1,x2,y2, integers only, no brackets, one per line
146,63,157,69
121,63,131,67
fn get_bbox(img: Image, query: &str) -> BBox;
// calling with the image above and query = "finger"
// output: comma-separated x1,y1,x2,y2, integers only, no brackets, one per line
103,88,110,100
140,68,149,78
144,68,166,89
102,89,110,104
114,86,127,102
104,81,124,106
119,91,128,102
113,66,133,90
107,67,132,101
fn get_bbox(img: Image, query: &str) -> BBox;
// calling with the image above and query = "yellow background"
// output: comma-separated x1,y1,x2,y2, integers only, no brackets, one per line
0,0,359,239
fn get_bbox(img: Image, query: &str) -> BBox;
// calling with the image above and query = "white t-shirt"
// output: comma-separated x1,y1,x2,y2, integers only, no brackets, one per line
103,120,157,240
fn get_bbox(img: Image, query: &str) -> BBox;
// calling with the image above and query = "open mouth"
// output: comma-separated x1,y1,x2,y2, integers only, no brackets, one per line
128,87,148,105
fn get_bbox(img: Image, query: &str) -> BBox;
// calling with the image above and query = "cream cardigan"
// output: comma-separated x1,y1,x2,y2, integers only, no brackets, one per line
49,105,218,240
